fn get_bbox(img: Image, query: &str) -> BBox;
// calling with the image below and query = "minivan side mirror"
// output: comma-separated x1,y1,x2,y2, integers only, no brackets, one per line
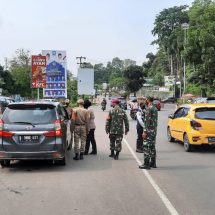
168,114,174,119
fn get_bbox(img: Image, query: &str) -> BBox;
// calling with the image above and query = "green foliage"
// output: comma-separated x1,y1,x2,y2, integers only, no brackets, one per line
185,0,215,95
123,65,145,93
8,49,31,97
67,80,78,103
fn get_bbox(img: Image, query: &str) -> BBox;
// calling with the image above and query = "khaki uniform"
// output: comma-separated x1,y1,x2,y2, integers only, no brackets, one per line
72,107,89,153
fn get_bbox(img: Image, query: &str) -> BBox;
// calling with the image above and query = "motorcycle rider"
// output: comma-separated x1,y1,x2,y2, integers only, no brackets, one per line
130,98,139,120
101,98,107,110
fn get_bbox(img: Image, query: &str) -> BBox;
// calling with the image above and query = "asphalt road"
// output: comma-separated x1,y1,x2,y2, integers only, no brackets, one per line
1,103,215,215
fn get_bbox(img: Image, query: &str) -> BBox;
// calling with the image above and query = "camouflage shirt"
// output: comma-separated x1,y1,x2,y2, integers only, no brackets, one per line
106,106,129,135
144,105,158,137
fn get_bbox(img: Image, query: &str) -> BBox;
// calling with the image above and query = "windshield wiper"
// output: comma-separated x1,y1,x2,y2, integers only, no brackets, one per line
200,118,215,120
12,121,35,127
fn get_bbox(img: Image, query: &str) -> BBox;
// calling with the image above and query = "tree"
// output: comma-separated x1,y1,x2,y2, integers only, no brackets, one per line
123,65,145,95
152,6,189,78
9,49,31,97
0,65,15,95
186,0,215,96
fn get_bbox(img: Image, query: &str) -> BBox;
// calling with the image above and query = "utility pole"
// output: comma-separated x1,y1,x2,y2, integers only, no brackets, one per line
4,57,8,70
76,56,86,68
181,23,189,95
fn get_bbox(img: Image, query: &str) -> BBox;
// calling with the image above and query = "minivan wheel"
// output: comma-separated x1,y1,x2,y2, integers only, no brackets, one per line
167,127,175,142
183,133,193,152
0,160,10,167
58,157,66,166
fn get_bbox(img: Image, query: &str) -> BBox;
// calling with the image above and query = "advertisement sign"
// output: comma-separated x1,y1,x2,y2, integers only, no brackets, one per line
164,76,175,87
78,68,94,95
31,56,46,88
42,50,67,98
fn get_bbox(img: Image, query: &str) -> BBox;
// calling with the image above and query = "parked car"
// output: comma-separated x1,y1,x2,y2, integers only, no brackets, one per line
193,97,207,104
162,97,177,103
0,101,72,167
206,97,215,104
153,99,161,111
194,97,215,104
167,104,215,152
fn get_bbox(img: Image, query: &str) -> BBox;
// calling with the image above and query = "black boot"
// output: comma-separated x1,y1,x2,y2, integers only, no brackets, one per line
80,153,84,160
73,153,79,160
150,157,157,168
109,150,115,157
89,151,97,155
139,161,150,169
114,151,119,160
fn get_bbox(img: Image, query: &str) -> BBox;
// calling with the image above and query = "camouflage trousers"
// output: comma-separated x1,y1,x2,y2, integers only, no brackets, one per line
143,136,156,163
74,125,87,153
109,134,123,152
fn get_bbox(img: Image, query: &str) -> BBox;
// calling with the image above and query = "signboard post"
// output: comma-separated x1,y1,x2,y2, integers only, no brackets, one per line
77,68,94,95
31,55,46,89
42,50,67,98
31,55,47,100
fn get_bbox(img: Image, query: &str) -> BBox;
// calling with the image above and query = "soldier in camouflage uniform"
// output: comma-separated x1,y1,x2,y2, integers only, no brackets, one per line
106,99,129,160
139,96,158,169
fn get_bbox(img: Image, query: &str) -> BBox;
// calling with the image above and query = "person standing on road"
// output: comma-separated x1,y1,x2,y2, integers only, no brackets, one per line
84,99,97,155
139,96,158,169
64,98,74,147
64,99,73,118
72,99,89,160
105,99,129,160
136,101,146,153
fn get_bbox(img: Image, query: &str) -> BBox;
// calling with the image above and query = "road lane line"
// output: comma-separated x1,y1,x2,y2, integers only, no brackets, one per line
123,138,179,215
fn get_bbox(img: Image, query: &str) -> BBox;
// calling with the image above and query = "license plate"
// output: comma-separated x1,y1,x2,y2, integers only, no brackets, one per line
18,135,39,143
208,137,215,143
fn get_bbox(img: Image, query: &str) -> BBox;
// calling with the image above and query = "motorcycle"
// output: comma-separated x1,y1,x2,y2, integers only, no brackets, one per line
130,108,138,120
101,104,106,111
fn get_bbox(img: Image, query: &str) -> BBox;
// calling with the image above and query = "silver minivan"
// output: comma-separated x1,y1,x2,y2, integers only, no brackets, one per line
0,101,72,167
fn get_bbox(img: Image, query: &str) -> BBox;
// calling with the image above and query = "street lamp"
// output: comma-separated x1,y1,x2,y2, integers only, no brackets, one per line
181,23,189,95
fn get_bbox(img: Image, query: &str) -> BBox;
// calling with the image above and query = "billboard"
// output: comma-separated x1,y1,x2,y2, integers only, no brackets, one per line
78,68,94,95
42,50,67,98
164,76,175,87
31,55,46,88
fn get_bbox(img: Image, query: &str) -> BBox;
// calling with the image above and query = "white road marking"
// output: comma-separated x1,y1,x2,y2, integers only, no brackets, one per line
123,138,179,215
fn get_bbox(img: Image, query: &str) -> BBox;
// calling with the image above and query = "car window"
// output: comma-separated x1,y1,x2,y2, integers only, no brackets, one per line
195,108,215,120
174,108,185,118
3,105,56,124
57,105,68,120
183,108,190,117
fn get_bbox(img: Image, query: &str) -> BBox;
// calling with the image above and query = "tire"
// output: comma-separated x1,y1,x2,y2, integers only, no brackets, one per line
183,133,193,152
58,157,66,166
167,127,175,142
0,160,10,167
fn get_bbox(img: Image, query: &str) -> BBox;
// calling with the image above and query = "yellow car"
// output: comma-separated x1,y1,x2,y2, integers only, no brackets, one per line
167,104,215,152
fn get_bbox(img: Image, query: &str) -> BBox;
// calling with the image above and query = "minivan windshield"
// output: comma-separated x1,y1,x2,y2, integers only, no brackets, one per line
195,108,215,120
3,105,56,124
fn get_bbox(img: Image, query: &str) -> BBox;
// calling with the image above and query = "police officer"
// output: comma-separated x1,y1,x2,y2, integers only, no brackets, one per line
136,101,146,153
105,99,129,160
139,96,158,169
72,99,89,160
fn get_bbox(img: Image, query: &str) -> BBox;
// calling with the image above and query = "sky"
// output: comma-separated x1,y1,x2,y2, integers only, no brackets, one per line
0,0,193,75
